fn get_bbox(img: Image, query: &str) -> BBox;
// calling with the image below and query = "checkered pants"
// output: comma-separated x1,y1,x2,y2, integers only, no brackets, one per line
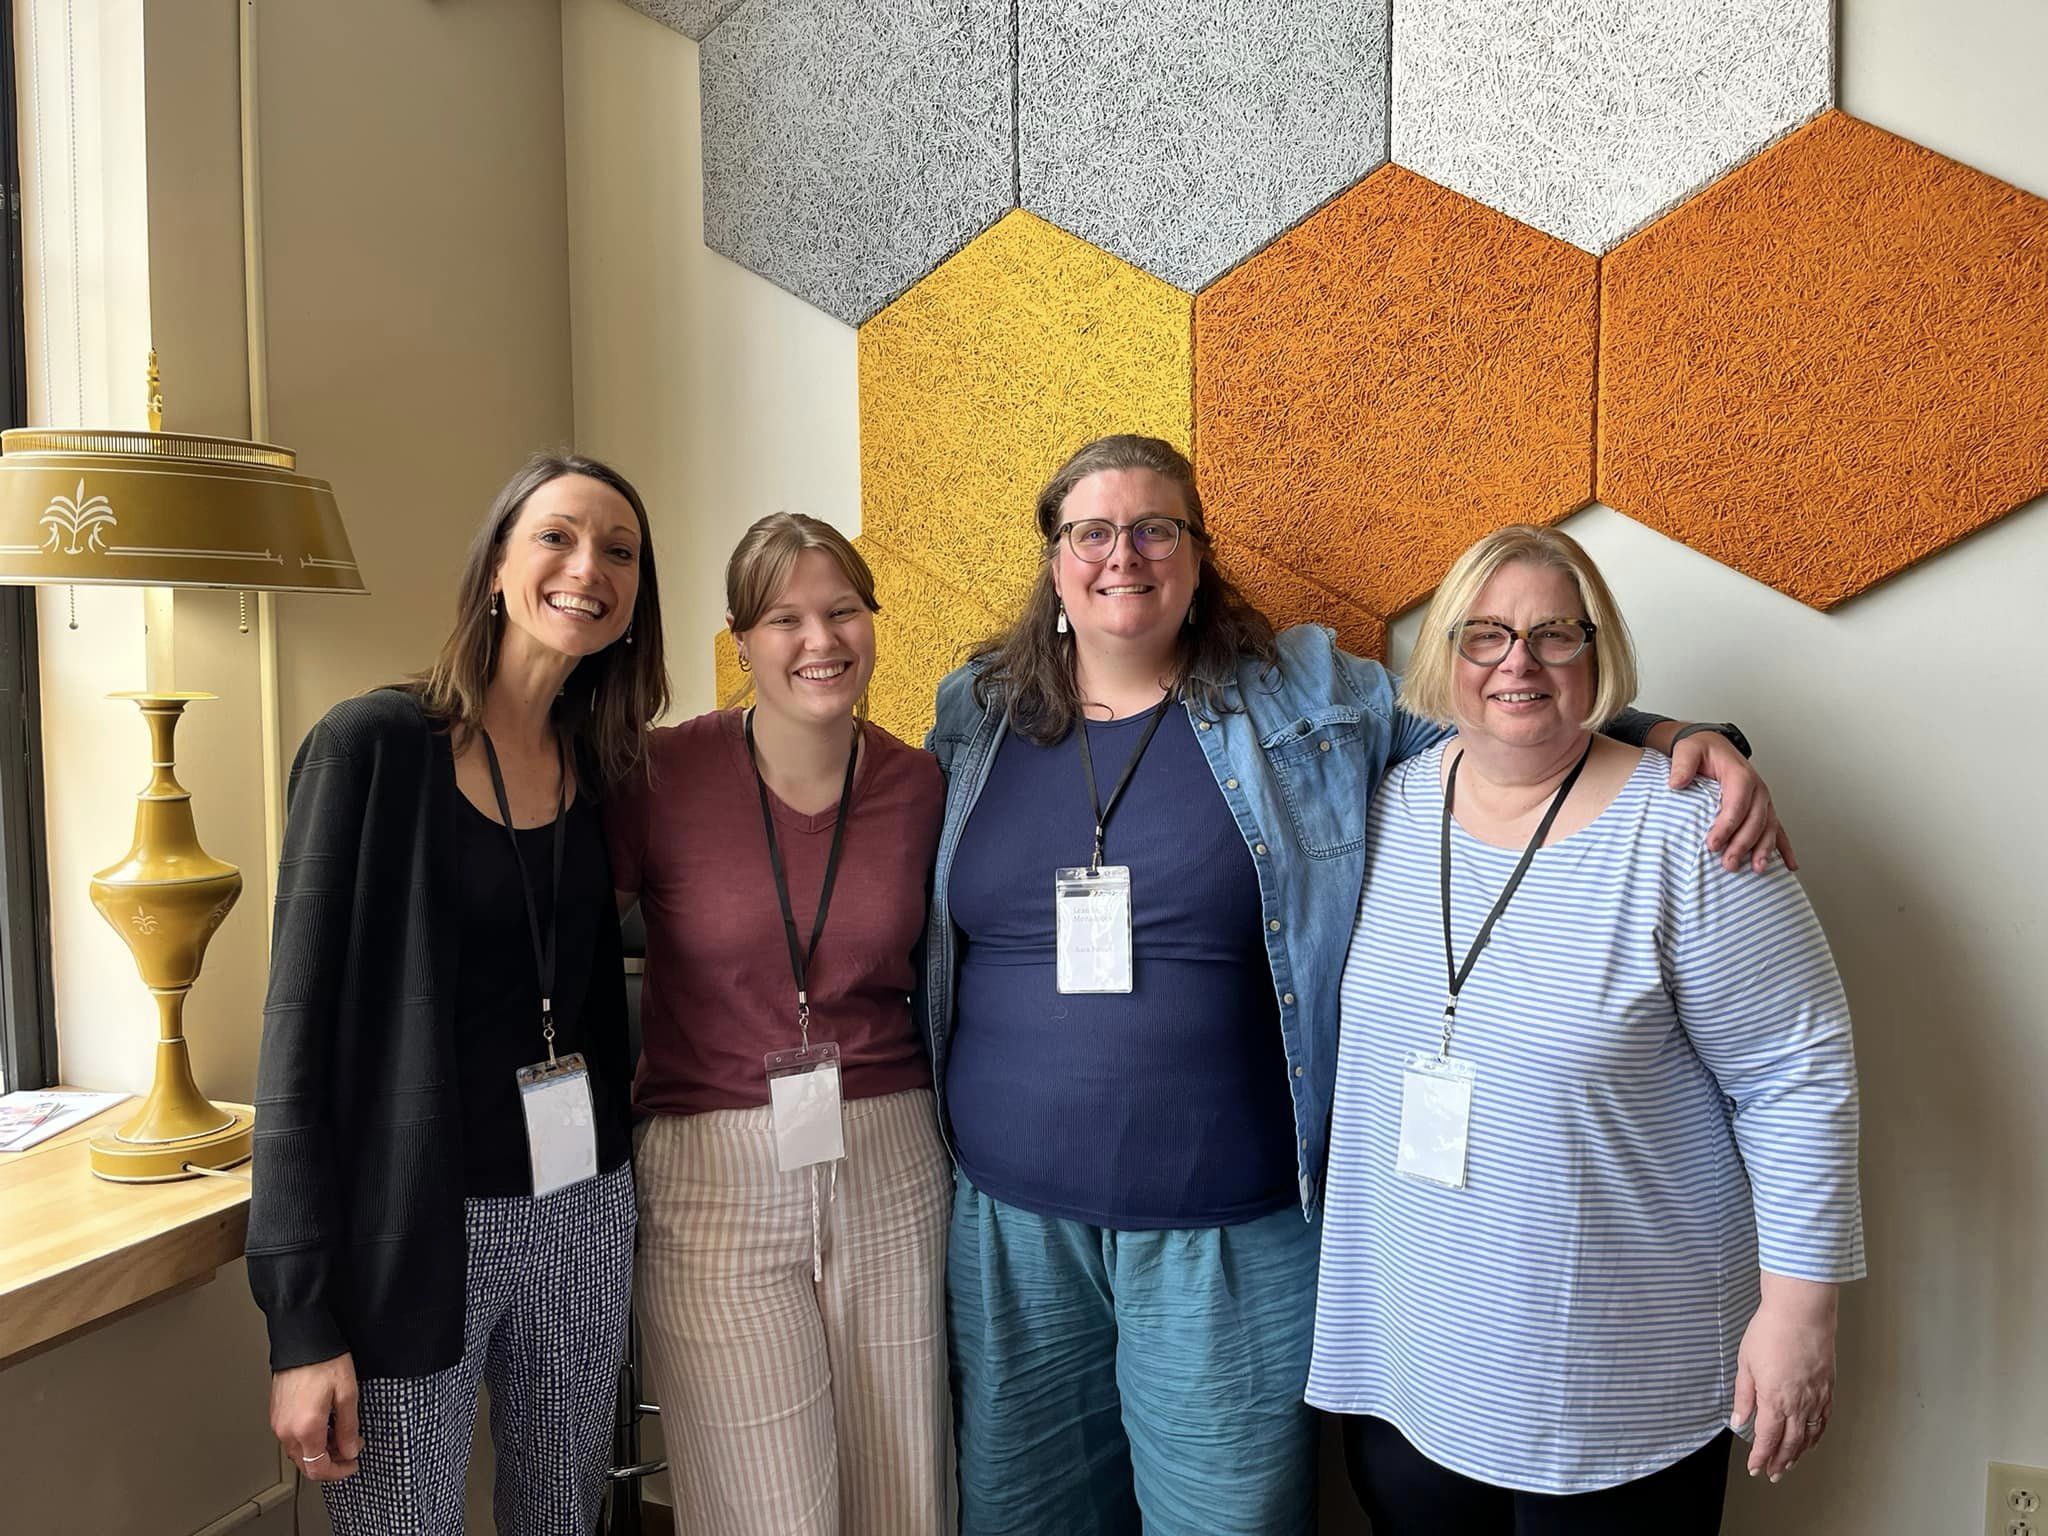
323,1162,636,1536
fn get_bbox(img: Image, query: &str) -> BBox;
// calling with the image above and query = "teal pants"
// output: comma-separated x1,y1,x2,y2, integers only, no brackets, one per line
948,1175,1320,1536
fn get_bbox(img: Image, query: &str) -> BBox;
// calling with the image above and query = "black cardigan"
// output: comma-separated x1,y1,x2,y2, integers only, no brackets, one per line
246,689,629,1376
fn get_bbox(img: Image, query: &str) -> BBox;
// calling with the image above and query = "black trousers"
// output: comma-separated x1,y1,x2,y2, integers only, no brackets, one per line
1340,1416,1734,1536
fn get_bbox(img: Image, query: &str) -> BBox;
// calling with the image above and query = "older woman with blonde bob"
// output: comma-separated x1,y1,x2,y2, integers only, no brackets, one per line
610,513,953,1535
1309,525,1864,1536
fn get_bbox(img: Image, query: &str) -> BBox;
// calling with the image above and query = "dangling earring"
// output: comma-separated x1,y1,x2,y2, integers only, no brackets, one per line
1185,598,1197,628
625,622,635,647
1055,602,1069,635
488,590,499,619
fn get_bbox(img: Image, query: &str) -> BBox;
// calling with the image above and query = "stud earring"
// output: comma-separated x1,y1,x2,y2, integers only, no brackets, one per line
738,652,751,673
1056,603,1069,635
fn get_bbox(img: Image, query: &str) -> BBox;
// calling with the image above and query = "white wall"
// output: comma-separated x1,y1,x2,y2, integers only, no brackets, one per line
573,2,2048,1533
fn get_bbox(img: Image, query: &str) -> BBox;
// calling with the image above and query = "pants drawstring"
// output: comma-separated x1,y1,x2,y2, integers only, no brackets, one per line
810,1161,839,1284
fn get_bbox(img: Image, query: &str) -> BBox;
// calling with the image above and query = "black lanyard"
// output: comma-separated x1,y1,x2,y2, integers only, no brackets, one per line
746,710,860,1045
482,728,570,1061
1074,695,1174,871
1437,739,1593,1058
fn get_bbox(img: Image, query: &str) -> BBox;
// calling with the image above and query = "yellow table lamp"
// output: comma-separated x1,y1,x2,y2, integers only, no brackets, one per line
0,397,362,1180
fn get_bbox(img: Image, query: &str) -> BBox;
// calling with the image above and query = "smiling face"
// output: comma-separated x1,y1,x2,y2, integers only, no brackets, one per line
1452,559,1598,750
734,547,878,731
491,473,641,662
1048,467,1201,660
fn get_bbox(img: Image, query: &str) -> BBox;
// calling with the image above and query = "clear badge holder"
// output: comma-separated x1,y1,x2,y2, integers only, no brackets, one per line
1396,1050,1477,1190
516,1050,598,1196
1055,864,1133,993
765,1039,845,1173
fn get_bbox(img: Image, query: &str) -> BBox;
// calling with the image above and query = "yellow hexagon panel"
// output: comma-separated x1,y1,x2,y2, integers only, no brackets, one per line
859,210,1194,622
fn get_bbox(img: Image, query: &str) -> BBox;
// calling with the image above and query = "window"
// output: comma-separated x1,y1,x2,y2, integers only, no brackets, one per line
0,0,54,1093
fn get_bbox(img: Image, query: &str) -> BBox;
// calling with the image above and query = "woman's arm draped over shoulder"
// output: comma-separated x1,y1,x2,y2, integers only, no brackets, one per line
247,714,371,1372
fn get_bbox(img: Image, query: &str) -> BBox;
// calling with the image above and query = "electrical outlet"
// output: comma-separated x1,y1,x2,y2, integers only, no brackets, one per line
1988,1463,2047,1536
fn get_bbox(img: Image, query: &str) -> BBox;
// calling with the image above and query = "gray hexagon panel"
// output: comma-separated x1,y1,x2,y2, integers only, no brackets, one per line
1394,0,1833,255
1018,1,1390,293
699,1,1016,327
619,0,742,41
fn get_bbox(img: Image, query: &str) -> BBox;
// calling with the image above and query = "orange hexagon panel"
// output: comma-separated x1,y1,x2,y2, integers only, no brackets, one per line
1195,164,1599,621
859,210,1194,621
1600,111,2048,609
1209,534,1388,662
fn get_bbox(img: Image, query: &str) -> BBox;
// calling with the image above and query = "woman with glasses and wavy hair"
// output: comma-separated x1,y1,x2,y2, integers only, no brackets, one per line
1308,525,1862,1535
250,452,669,1533
919,434,1789,1536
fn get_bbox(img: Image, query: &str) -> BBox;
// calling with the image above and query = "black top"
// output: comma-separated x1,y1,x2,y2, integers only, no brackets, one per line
453,792,631,1196
247,690,631,1377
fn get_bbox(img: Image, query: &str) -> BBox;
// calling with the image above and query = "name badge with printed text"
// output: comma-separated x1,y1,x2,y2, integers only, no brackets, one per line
1055,865,1133,994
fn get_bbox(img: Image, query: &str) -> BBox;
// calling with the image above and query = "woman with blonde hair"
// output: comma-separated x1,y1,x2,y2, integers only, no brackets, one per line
251,452,669,1532
1309,525,1862,1533
611,513,953,1534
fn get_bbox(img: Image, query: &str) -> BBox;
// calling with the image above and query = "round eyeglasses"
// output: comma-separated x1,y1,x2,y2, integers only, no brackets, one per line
1451,619,1597,667
1054,516,1197,564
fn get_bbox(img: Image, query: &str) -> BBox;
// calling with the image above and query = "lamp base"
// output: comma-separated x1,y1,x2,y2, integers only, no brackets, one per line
89,1108,253,1182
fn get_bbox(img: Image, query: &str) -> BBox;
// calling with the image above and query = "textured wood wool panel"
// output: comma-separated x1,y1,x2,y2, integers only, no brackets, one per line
618,0,740,40
1395,0,1831,254
1601,111,2048,610
699,0,1014,325
1195,165,1597,620
1210,535,1388,662
860,210,1193,621
1018,0,1389,292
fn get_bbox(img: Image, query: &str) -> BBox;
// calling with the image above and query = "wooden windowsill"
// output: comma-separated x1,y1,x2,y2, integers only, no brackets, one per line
0,1092,252,1367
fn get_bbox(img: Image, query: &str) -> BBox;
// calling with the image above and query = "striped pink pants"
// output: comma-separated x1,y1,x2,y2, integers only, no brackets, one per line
634,1087,956,1536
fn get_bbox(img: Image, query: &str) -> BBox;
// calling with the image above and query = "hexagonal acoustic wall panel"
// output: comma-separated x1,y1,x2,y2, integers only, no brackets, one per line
1195,164,1598,621
860,209,1194,620
699,0,1014,326
619,0,741,40
1395,0,1831,255
1018,0,1390,292
714,536,1005,743
1601,111,2048,610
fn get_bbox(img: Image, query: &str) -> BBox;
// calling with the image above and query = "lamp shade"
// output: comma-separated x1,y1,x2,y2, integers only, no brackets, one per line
0,427,363,594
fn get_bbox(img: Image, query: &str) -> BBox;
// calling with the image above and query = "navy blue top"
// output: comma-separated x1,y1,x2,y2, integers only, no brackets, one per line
944,707,1297,1229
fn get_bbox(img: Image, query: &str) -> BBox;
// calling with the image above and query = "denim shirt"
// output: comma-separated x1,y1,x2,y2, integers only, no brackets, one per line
922,625,1448,1222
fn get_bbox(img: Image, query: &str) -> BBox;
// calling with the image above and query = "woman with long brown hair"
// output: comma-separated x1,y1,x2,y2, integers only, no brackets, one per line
610,512,954,1535
248,452,668,1533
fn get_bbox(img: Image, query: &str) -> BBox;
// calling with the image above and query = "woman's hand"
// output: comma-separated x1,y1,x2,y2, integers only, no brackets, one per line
270,1352,362,1482
1666,730,1797,874
1732,1275,1838,1482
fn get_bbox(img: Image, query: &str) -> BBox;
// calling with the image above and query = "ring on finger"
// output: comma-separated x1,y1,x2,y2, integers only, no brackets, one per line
299,1452,328,1464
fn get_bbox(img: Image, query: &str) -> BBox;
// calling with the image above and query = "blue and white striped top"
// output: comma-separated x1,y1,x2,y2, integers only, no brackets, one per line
1306,744,1864,1494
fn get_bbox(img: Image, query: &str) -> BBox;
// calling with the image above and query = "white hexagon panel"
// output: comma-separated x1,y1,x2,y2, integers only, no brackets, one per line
619,0,741,40
1019,0,1390,292
1394,0,1832,254
699,1,1015,326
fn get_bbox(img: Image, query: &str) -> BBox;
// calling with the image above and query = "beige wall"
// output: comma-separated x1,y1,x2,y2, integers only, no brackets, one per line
2,1,575,1532
561,1,2048,1533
